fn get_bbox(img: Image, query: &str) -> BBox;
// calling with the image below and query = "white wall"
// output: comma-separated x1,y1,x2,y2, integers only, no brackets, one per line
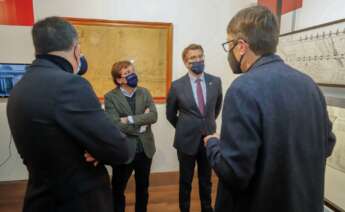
280,0,345,34
0,0,256,181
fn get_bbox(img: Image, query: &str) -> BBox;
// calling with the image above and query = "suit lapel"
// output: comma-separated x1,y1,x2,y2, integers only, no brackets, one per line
114,88,133,115
205,74,214,113
135,88,144,114
183,74,202,116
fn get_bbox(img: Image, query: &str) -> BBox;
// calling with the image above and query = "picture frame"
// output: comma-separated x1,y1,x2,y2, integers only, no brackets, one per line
278,18,345,87
65,17,173,103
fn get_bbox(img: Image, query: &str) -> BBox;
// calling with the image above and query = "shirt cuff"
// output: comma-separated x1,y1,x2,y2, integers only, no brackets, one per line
139,125,147,133
127,116,134,124
206,137,219,149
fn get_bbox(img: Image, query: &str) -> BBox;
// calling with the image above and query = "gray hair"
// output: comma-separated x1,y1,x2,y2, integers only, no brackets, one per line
227,5,279,55
32,16,78,54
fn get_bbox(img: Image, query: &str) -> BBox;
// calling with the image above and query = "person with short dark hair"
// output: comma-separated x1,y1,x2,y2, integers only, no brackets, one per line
166,44,223,212
204,5,336,212
105,60,157,212
7,16,135,212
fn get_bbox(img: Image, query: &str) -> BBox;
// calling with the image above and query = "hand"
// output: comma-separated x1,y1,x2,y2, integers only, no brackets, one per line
84,152,99,167
120,117,128,124
144,108,150,114
203,133,220,146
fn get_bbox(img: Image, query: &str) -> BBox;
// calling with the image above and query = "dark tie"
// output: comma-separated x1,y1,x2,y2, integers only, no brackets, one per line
196,78,205,115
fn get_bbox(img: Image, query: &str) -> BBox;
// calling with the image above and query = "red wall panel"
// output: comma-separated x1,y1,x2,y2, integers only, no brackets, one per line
0,0,34,26
258,0,303,15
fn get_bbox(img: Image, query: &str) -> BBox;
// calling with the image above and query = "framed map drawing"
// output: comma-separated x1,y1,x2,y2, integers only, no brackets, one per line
325,106,345,212
278,18,345,87
65,18,173,103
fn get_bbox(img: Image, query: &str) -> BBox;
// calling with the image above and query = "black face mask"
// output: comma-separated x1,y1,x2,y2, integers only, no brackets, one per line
77,55,88,75
227,44,244,74
125,72,138,88
190,61,205,75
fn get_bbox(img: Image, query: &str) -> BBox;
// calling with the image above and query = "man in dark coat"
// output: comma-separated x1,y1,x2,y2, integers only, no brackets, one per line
166,44,223,212
7,17,135,212
204,6,336,212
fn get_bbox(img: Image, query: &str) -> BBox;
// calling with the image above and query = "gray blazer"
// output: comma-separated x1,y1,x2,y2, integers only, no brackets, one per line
104,87,157,159
166,73,222,155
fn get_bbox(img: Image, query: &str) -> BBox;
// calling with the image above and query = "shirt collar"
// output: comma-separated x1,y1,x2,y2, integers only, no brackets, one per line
120,86,137,98
188,72,205,83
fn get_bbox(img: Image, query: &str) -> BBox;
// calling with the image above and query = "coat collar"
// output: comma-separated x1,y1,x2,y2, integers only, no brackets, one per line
248,54,283,72
35,54,73,73
112,87,144,115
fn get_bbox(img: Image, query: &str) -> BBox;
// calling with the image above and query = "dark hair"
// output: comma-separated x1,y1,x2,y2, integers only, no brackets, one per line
182,44,204,61
111,60,133,85
227,5,279,55
32,16,78,54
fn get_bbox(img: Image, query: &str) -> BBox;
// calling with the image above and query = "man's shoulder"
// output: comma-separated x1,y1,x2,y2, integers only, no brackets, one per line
227,72,260,99
26,60,90,91
137,86,148,93
136,86,153,96
172,74,188,85
204,73,221,84
104,88,120,99
204,72,219,79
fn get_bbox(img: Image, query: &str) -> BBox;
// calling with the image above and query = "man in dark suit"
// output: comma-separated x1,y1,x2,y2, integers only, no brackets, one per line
6,17,135,212
166,44,223,212
104,60,157,212
204,6,336,212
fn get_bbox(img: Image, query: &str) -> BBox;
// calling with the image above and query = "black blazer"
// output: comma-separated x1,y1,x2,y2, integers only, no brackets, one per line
7,58,135,212
166,73,222,155
207,54,336,212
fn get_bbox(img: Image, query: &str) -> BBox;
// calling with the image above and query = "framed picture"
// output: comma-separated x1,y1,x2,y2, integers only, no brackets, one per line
278,18,345,87
0,63,28,97
324,104,345,212
65,18,173,103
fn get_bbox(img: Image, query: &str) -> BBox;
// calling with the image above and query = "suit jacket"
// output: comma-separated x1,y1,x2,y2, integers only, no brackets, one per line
207,54,336,212
166,73,222,155
104,87,157,159
7,58,135,212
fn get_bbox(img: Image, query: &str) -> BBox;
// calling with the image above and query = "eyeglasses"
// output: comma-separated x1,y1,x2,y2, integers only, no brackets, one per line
222,40,235,52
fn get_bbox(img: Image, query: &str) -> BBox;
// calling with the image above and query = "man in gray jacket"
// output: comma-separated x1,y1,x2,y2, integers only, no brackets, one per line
104,60,157,212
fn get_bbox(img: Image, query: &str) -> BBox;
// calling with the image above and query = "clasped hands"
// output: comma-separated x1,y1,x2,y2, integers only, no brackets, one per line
203,133,220,146
120,108,150,124
84,108,151,166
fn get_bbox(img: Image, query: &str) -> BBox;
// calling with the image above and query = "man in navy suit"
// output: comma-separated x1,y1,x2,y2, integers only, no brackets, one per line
7,17,134,212
166,44,222,212
204,6,336,212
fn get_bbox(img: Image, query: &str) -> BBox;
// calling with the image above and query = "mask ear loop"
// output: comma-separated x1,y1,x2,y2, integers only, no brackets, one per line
237,39,248,72
74,45,81,73
238,54,244,71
